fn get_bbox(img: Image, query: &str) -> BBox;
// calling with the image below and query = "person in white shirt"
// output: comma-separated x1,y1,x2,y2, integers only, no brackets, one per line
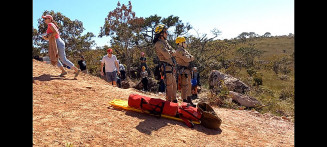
100,48,120,86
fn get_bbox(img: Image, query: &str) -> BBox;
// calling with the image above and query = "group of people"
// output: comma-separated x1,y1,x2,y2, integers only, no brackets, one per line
41,14,200,106
153,24,200,106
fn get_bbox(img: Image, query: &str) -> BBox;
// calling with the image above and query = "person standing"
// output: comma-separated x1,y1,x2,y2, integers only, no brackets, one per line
153,24,177,102
78,55,88,74
139,52,148,70
41,14,80,78
191,67,201,99
140,66,149,91
174,36,195,106
100,48,120,86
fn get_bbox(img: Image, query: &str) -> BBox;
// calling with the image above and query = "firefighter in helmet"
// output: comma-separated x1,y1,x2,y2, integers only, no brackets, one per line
174,36,195,106
153,24,177,102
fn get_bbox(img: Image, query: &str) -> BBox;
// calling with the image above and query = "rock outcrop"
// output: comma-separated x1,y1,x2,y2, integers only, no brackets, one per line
209,70,250,94
209,70,261,107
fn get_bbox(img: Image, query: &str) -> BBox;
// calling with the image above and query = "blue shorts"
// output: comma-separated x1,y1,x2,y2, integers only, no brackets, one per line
106,71,117,83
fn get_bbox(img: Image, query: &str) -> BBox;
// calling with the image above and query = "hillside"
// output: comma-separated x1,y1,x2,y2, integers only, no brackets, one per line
33,59,294,146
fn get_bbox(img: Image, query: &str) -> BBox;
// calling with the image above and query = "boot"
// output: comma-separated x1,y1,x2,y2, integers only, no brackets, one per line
192,94,198,99
187,96,195,107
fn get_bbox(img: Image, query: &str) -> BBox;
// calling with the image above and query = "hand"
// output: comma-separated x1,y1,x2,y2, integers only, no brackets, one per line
42,35,48,40
100,71,104,76
117,71,120,75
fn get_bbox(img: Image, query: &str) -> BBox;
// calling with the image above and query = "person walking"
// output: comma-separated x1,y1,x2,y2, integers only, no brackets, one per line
100,48,120,86
174,36,195,106
41,14,80,78
153,24,177,102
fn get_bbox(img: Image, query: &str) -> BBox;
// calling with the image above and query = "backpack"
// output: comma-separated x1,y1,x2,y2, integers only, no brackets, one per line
128,94,178,117
197,102,222,130
178,102,202,128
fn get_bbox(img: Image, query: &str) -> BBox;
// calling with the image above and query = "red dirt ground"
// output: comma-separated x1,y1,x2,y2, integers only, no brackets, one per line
33,59,294,146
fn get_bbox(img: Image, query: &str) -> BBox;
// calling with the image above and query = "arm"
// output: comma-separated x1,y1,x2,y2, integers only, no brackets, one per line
197,73,201,86
115,60,120,74
155,42,172,60
176,50,193,63
42,35,49,41
100,62,104,76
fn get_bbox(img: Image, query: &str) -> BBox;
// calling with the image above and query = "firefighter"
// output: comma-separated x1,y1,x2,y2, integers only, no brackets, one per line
153,24,177,102
174,36,195,106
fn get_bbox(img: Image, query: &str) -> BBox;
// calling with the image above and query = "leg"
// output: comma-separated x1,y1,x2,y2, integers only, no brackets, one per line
106,72,112,83
56,38,80,75
181,74,188,101
165,73,173,101
112,71,118,86
171,72,177,101
144,78,148,91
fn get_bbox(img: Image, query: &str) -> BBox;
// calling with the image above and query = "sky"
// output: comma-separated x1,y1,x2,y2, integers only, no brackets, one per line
33,0,294,48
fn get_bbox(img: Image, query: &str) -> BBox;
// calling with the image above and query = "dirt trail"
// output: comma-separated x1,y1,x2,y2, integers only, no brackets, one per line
33,59,294,146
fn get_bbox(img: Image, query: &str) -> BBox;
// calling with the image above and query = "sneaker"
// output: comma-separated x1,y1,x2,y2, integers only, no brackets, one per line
59,71,67,77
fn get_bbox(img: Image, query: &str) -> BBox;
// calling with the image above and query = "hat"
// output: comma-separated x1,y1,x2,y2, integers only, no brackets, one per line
141,52,145,55
42,15,53,20
107,48,113,53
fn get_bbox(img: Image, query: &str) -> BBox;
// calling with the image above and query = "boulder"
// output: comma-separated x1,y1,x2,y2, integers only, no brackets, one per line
228,91,261,108
133,78,159,92
209,70,250,94
120,78,136,89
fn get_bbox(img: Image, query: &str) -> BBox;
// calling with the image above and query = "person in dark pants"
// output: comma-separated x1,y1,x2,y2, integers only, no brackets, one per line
140,66,148,91
158,71,166,93
78,55,88,74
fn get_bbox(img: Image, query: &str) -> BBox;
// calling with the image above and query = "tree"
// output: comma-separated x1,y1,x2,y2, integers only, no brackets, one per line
236,46,264,67
263,32,271,37
187,28,228,82
99,1,144,75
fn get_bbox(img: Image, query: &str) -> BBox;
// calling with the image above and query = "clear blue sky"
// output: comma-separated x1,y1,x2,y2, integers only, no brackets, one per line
33,0,294,48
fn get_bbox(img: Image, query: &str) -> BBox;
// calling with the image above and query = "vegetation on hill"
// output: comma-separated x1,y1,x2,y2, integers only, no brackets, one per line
32,1,294,119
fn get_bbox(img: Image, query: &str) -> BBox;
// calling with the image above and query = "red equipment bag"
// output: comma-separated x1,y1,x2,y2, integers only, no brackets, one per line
178,102,202,128
128,94,178,117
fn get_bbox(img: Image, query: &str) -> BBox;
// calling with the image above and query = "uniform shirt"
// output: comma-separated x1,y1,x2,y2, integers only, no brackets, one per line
154,39,176,65
101,55,118,72
174,46,194,67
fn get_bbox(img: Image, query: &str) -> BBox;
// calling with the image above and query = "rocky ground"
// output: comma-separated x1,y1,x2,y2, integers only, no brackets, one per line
33,59,294,146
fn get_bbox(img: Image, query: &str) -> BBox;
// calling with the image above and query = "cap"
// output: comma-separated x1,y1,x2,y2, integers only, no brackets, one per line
42,15,53,20
107,48,113,53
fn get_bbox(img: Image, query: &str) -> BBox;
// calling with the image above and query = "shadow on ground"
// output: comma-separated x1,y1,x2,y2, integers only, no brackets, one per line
109,106,222,135
33,74,76,81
